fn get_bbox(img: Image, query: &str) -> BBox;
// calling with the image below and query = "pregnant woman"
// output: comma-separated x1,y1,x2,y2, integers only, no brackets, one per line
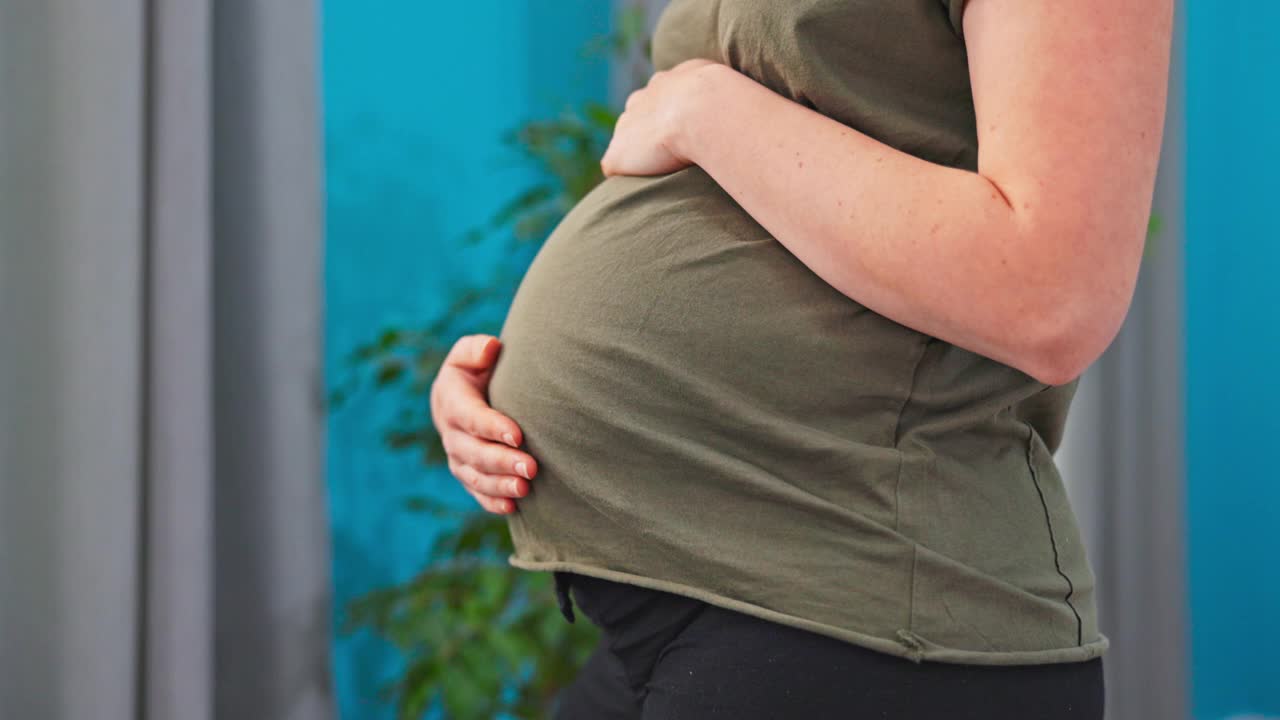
430,0,1172,717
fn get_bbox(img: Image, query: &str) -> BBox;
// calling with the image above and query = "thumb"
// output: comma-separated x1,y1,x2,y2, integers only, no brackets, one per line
447,334,501,371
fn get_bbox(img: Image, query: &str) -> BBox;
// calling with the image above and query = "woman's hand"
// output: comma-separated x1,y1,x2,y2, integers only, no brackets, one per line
430,334,537,515
599,58,726,178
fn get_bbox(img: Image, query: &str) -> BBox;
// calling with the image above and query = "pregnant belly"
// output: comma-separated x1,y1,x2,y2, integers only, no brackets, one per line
486,166,931,567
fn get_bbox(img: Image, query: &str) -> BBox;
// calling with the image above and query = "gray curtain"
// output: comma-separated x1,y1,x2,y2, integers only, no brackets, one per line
0,1,333,719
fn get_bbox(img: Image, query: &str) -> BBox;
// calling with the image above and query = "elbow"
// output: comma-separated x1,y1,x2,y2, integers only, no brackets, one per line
1023,296,1124,387
1005,213,1140,388
1026,333,1090,387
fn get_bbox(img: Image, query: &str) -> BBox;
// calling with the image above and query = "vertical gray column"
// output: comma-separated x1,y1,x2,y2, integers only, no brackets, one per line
144,0,214,717
212,1,333,719
0,2,146,718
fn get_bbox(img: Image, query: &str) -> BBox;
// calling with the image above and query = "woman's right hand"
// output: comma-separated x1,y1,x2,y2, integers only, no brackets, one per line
430,334,537,514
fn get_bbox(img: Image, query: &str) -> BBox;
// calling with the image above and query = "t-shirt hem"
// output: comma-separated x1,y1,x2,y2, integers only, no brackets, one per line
509,555,1110,667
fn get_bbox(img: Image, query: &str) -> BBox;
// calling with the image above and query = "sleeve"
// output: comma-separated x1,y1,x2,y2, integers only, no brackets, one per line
943,0,968,39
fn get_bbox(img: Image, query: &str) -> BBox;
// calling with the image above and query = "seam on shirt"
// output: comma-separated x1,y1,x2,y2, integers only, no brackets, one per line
1023,419,1084,646
892,336,936,449
892,451,906,533
892,336,936,534
906,542,919,634
896,335,936,532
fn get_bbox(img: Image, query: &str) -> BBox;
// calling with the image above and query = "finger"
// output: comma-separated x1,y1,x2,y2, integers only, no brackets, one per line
436,376,524,447
446,428,537,481
464,485,514,515
444,334,501,372
459,401,525,448
448,456,527,499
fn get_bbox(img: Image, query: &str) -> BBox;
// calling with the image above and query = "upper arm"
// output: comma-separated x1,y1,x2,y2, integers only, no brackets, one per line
960,0,1174,381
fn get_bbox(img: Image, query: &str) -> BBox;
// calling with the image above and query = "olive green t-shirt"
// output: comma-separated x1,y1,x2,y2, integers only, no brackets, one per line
487,0,1109,665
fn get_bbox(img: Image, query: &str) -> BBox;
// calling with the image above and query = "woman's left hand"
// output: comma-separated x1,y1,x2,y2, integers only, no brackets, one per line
600,58,727,178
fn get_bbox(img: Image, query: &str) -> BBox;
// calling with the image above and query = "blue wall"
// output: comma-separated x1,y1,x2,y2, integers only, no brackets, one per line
321,4,612,718
1185,4,1280,719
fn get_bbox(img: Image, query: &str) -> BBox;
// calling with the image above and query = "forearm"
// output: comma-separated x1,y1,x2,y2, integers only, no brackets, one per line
670,66,1074,384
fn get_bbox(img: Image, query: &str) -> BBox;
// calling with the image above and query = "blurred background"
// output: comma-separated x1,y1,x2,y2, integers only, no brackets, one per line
0,1,1276,719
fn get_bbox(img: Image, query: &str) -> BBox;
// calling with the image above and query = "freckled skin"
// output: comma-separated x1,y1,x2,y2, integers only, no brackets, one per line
663,0,1169,381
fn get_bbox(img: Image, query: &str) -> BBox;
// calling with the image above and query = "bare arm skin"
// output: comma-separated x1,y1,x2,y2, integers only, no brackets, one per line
607,0,1174,385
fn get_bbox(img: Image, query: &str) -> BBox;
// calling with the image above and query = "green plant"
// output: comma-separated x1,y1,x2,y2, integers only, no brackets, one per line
329,6,649,720
341,498,600,719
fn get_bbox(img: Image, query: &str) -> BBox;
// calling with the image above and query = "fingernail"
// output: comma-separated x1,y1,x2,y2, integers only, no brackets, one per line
502,432,517,448
507,479,521,496
516,461,531,480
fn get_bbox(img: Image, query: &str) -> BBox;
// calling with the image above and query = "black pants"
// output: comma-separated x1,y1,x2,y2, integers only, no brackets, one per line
550,571,1105,720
